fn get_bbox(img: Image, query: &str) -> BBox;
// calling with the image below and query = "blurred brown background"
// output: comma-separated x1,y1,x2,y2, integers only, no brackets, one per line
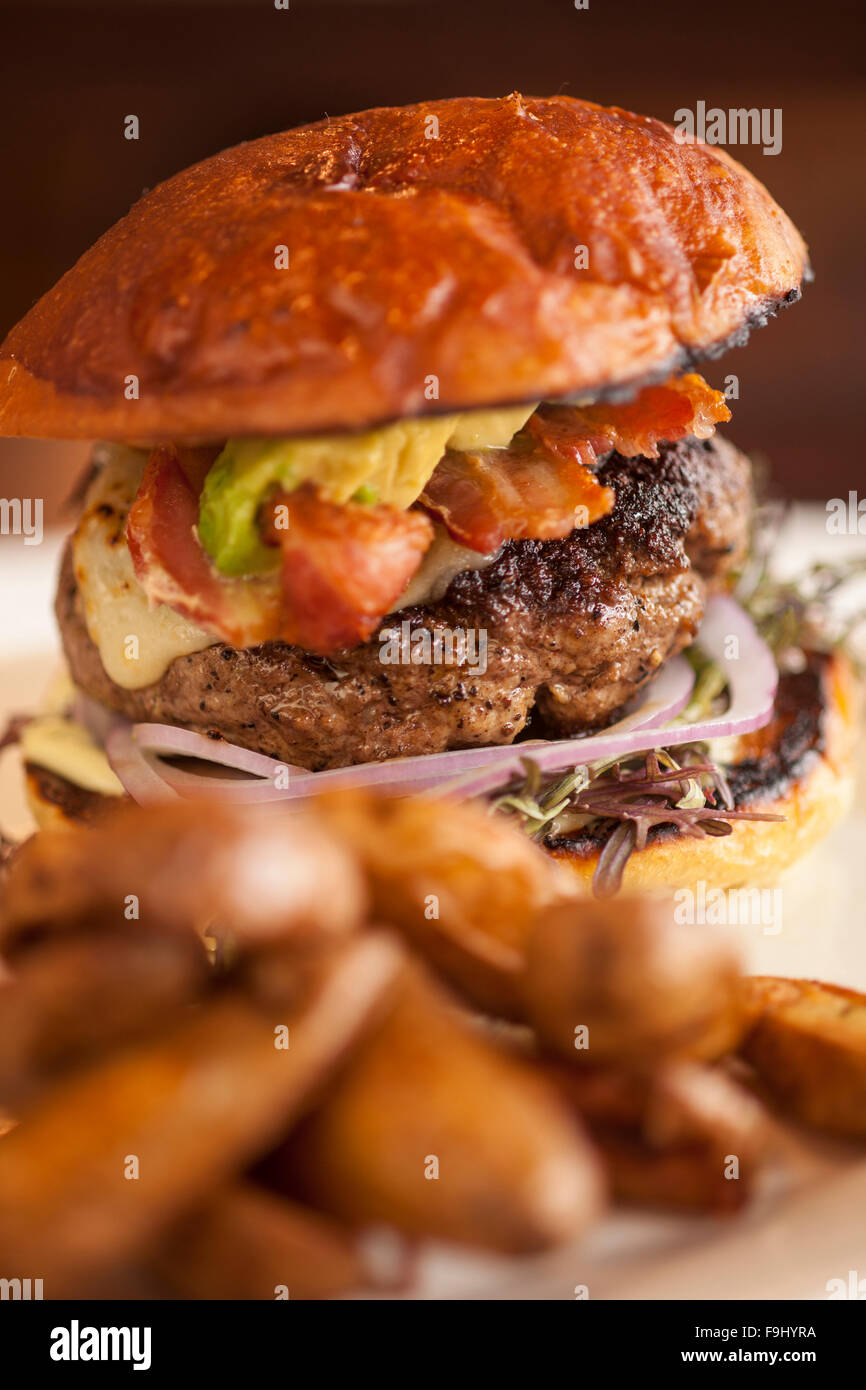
0,0,863,521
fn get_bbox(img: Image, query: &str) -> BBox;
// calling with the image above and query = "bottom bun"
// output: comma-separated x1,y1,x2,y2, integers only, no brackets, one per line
24,652,858,896
545,651,858,893
24,763,119,832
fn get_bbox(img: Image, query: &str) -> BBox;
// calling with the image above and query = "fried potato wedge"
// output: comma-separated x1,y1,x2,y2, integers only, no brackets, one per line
314,788,572,1017
551,1060,769,1213
0,932,403,1292
271,965,604,1253
639,1063,769,1160
0,931,209,1110
0,800,364,959
153,1182,377,1300
738,976,866,1139
591,1136,753,1214
522,897,744,1065
551,1060,769,1159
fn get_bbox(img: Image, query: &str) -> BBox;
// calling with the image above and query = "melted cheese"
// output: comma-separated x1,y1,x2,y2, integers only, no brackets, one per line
73,424,519,694
446,407,536,453
396,527,499,609
21,714,125,796
73,445,217,689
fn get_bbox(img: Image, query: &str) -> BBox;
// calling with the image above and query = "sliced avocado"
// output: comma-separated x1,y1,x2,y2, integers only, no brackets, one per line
198,439,293,576
198,404,538,577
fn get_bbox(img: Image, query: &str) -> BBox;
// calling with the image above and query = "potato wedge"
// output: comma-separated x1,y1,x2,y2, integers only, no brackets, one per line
0,800,364,959
640,1063,769,1159
546,1062,658,1130
550,1060,769,1213
738,976,866,1139
0,931,209,1109
0,932,403,1292
314,788,571,1017
153,1182,376,1300
591,1135,753,1214
522,897,744,1065
551,1060,769,1156
270,965,604,1253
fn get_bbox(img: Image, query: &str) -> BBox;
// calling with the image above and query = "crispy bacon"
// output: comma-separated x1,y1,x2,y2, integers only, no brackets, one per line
420,448,614,554
260,486,434,655
128,452,431,656
127,446,281,648
420,372,729,553
527,372,730,467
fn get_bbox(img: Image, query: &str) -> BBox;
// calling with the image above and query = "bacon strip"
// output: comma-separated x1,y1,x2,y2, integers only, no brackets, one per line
128,453,431,656
421,373,729,553
527,372,730,467
127,446,281,648
420,448,614,554
260,486,434,655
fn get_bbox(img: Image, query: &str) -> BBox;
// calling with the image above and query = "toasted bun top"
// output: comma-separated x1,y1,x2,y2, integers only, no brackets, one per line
0,93,808,442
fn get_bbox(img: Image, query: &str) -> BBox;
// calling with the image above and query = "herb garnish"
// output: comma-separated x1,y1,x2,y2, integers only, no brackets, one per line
494,746,783,897
735,501,866,673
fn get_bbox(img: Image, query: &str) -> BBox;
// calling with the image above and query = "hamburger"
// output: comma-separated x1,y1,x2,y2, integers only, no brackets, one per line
0,94,856,891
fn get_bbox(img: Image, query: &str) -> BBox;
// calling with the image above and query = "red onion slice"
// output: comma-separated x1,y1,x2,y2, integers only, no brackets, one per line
440,594,778,801
107,653,695,805
104,726,180,806
72,691,127,746
129,723,306,780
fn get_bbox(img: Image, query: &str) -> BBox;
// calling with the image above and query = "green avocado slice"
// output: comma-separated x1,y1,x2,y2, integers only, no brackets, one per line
197,406,538,577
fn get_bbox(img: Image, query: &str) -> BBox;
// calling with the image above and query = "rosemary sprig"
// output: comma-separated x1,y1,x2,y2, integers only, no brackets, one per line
492,758,589,838
734,502,866,673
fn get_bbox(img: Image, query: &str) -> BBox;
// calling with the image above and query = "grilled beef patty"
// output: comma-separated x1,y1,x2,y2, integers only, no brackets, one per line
57,434,750,771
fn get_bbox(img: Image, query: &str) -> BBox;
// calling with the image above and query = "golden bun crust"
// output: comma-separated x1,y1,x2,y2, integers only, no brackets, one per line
550,653,858,893
0,93,808,442
24,764,117,832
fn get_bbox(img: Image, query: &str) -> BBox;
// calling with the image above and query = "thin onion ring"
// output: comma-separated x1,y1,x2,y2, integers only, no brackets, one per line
106,654,696,805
